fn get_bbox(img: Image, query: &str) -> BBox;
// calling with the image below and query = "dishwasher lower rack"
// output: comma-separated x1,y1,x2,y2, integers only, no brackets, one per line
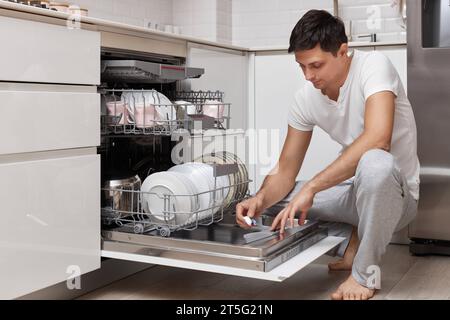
100,89,231,136
102,216,330,273
101,164,251,237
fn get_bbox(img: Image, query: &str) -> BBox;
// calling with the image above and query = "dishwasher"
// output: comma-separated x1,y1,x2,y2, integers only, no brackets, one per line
98,48,344,281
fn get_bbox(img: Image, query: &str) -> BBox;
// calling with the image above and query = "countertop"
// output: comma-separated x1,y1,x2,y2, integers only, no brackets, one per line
0,1,406,52
250,41,407,51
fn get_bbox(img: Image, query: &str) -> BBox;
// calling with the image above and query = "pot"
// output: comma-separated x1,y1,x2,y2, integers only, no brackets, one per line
102,175,142,221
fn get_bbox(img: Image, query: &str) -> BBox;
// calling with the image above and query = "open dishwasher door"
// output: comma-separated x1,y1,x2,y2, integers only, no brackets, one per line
102,214,344,282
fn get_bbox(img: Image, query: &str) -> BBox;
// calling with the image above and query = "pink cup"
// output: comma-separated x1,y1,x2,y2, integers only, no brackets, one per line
128,103,158,128
202,100,224,121
106,101,128,125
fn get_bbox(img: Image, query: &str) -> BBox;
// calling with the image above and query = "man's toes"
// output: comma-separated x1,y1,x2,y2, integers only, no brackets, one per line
328,260,352,271
331,289,343,300
366,289,375,300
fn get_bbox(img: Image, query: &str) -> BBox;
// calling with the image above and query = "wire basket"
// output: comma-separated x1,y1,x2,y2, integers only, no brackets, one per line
102,161,250,237
101,89,231,135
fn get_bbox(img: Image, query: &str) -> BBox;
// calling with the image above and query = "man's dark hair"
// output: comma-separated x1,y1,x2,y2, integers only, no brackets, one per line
288,9,348,55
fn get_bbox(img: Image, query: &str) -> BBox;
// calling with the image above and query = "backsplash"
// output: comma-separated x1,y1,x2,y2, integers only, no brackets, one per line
232,0,406,48
172,0,232,44
44,0,406,47
67,0,173,28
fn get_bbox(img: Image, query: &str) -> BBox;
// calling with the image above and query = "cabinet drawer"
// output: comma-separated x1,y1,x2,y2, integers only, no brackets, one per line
0,153,100,299
0,85,100,155
0,16,100,85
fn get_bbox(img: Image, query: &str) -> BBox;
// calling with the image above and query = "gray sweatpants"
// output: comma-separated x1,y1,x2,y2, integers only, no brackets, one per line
264,149,418,288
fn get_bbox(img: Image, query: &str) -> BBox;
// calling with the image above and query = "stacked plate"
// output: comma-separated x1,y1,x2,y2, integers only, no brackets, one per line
121,90,176,129
140,162,231,228
194,151,249,211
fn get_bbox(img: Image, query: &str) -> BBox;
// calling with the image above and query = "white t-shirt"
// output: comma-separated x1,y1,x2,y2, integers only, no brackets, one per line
288,49,420,200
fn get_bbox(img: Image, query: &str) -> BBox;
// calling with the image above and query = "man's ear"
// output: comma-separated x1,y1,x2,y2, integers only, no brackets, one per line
338,43,348,57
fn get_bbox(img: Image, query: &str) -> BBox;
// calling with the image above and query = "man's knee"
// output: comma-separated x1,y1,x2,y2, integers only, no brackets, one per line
355,149,396,190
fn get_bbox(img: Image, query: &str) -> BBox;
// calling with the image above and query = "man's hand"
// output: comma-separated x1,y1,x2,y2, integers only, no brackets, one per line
270,185,315,234
235,195,265,229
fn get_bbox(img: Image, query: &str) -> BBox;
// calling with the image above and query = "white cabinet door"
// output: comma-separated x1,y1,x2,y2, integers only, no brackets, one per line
0,152,100,299
375,45,407,92
0,16,100,85
252,52,341,193
186,44,248,131
0,84,100,155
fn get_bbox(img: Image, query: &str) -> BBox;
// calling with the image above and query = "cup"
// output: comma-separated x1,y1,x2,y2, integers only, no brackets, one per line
172,26,181,34
164,24,174,33
202,100,224,121
106,101,128,125
127,103,158,128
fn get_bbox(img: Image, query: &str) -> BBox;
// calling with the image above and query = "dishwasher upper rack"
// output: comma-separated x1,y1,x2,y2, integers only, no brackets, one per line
101,163,251,237
174,90,224,103
100,89,231,136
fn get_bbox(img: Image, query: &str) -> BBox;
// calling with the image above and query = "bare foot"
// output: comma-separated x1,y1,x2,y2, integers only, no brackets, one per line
328,227,359,271
331,275,376,300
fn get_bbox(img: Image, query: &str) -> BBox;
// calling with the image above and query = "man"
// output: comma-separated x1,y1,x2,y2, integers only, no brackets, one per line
235,10,420,300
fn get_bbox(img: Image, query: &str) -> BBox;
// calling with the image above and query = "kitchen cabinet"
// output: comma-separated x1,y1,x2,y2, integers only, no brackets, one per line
0,151,100,300
0,15,102,299
0,83,99,155
186,43,249,131
0,16,100,85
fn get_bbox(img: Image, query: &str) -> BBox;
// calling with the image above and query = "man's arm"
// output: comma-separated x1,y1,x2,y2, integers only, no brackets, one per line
303,91,395,195
256,125,312,209
270,91,396,232
235,125,312,228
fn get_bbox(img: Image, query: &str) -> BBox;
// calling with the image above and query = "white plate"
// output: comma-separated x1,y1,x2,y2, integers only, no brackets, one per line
141,171,196,226
223,151,248,202
168,163,212,220
121,90,176,127
221,152,239,208
194,153,234,210
192,162,230,215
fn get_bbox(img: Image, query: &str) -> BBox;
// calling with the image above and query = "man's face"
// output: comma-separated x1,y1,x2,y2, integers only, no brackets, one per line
294,44,348,91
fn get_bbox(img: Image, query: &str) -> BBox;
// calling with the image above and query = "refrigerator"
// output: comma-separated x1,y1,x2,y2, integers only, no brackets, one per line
408,0,450,255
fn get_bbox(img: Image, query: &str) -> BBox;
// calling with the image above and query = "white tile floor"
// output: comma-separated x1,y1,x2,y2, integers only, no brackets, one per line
77,244,450,300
